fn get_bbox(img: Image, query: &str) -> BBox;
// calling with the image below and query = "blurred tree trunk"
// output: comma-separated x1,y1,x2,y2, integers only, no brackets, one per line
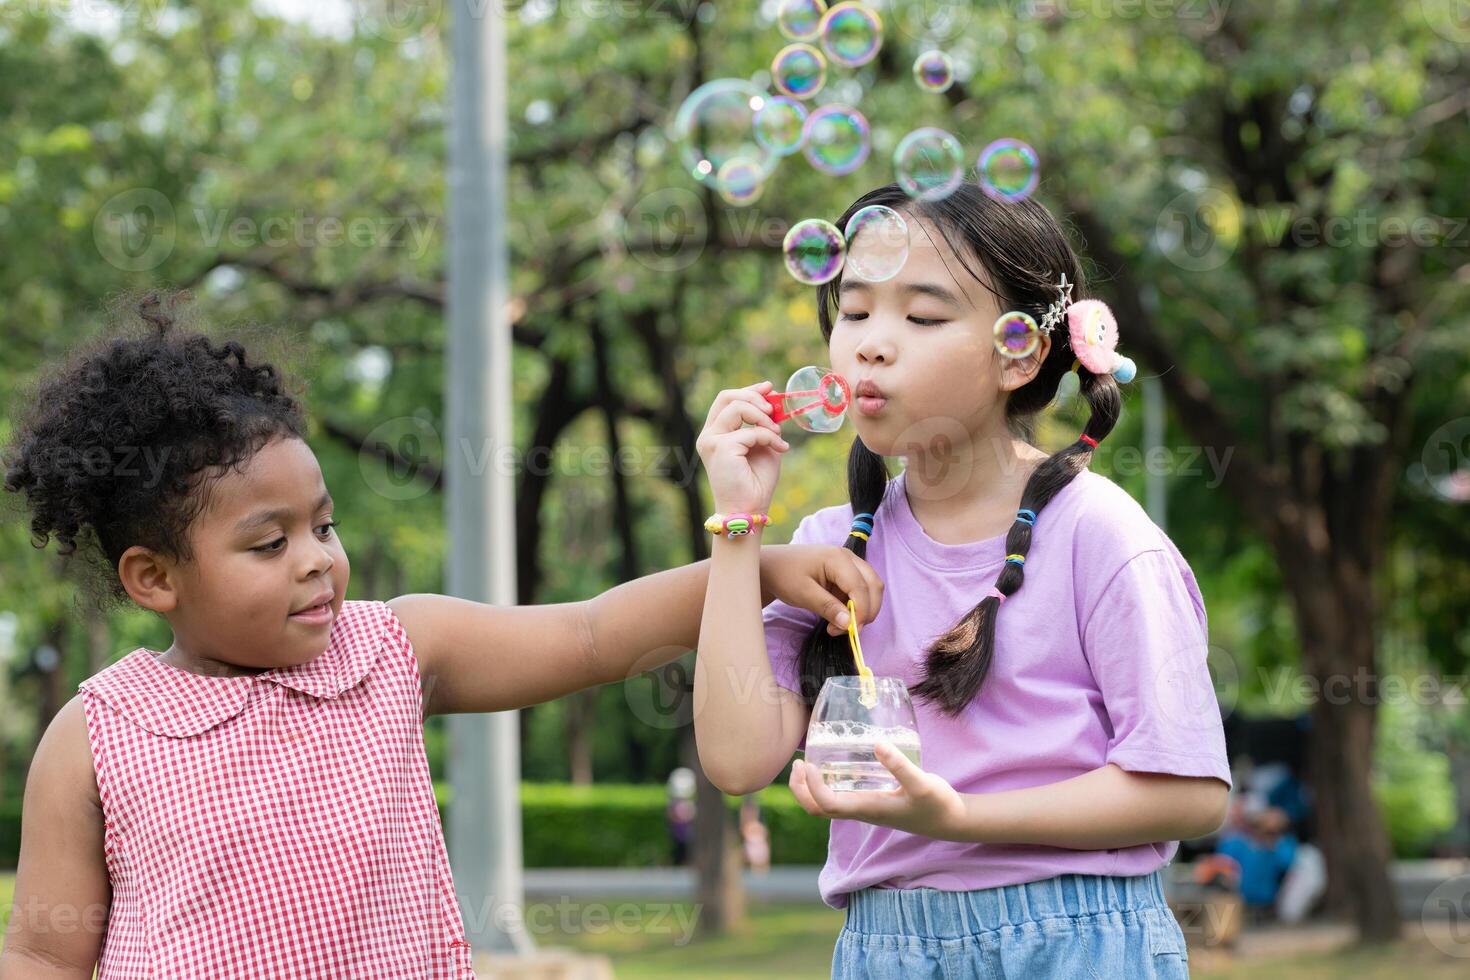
691,747,746,937
84,602,109,675
565,690,597,786
36,620,66,743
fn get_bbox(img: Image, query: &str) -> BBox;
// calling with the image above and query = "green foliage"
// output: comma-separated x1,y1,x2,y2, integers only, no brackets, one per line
1372,699,1459,859
513,782,828,868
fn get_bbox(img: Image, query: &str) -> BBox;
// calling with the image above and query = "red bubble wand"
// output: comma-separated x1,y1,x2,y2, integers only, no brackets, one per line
762,369,851,426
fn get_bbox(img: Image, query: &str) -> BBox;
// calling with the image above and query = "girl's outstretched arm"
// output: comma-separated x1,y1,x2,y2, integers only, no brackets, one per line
390,544,876,716
0,697,109,979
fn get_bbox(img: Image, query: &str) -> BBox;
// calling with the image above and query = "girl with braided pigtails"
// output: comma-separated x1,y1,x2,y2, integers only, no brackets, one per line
694,183,1230,978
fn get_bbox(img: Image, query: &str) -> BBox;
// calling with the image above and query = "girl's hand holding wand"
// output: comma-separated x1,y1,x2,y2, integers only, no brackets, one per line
692,380,883,795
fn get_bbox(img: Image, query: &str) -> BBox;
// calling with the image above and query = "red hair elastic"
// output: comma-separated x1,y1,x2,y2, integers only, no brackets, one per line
1079,434,1099,448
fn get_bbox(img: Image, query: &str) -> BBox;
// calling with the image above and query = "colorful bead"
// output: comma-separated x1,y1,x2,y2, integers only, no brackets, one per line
705,512,773,537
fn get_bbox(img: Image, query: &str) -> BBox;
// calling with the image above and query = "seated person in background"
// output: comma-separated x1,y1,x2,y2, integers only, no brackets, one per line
1215,801,1298,921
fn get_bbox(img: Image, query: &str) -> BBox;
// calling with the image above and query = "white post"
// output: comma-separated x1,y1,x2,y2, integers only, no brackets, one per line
445,0,532,955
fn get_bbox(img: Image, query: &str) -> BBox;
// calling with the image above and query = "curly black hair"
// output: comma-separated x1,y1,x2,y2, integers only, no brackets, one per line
2,291,309,607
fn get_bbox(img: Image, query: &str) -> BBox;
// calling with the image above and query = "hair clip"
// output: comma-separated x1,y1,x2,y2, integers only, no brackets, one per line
1039,272,1074,335
992,272,1072,360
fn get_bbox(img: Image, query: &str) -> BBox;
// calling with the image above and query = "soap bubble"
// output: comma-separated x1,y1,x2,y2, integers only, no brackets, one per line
716,158,767,206
783,218,846,285
802,104,870,176
771,43,827,100
777,0,827,40
912,50,954,93
672,79,777,192
754,96,808,156
893,127,964,201
820,2,883,68
978,138,1040,202
782,365,849,433
993,311,1041,359
843,205,909,282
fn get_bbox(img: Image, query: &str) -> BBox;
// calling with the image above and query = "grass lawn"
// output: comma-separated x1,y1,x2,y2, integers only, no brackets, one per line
537,896,1466,979
4,874,1461,978
533,897,845,979
1188,929,1470,980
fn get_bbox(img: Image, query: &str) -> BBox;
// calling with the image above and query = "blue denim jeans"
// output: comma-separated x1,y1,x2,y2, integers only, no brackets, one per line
832,870,1190,979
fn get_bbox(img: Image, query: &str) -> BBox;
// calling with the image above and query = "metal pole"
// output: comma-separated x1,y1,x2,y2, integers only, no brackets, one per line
445,0,531,955
1139,285,1167,531
1143,377,1167,531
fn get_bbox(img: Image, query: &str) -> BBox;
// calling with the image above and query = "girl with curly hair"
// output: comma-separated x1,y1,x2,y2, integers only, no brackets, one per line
0,292,880,978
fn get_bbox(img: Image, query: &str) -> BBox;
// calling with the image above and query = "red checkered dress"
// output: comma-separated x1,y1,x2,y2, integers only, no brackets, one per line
78,599,477,978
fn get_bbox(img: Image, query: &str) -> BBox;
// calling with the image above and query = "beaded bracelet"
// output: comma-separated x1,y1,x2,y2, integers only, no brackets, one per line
704,512,773,537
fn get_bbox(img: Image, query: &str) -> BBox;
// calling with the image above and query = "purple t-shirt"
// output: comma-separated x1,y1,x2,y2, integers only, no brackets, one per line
763,467,1232,909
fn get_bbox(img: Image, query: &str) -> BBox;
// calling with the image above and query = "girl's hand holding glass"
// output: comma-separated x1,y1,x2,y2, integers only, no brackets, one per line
789,742,967,841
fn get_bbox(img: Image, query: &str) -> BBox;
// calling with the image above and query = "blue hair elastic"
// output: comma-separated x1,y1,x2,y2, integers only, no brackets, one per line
1015,509,1036,526
1004,554,1026,567
849,512,874,541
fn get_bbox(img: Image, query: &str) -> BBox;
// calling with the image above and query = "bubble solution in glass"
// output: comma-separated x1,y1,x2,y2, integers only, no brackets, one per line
805,676,922,792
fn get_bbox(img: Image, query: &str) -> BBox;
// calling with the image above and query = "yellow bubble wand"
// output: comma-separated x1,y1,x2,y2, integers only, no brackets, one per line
846,597,878,708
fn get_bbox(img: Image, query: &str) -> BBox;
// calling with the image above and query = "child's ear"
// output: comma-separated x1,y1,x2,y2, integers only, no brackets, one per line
117,545,180,614
997,333,1052,392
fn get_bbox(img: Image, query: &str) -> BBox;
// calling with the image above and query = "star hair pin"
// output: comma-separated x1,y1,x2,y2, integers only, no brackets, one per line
1039,273,1074,334
991,272,1074,360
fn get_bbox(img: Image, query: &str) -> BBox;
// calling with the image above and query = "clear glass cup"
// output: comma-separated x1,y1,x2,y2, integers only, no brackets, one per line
804,676,922,792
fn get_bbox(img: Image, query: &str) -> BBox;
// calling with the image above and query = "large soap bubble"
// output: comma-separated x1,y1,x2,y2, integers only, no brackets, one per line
672,79,778,192
771,43,827,100
716,158,767,206
783,218,846,285
779,366,849,433
777,0,827,40
753,96,808,156
819,2,882,68
894,127,964,202
802,104,870,176
843,205,909,282
978,138,1040,202
912,50,954,93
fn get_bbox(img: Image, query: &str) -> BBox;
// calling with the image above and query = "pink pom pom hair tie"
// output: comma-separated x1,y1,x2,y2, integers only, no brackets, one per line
1066,298,1136,383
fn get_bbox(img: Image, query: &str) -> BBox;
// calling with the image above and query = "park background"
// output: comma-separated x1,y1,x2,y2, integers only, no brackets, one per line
1,0,1469,975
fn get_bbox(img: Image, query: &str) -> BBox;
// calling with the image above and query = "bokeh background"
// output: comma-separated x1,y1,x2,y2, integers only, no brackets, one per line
1,0,1469,974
